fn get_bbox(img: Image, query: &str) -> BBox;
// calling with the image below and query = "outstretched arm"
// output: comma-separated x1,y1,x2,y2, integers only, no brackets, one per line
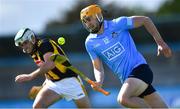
15,52,55,83
131,16,172,58
91,58,104,90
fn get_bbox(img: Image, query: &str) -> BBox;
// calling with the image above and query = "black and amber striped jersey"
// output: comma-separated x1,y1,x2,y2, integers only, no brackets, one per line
31,39,77,82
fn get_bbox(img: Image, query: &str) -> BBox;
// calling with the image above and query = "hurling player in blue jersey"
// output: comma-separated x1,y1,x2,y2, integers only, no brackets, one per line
80,4,172,108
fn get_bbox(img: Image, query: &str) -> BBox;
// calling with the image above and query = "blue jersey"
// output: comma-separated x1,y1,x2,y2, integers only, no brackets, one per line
85,16,147,83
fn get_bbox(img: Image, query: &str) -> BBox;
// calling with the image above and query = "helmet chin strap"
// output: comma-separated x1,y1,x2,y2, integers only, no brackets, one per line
90,19,103,34
90,14,103,33
29,39,39,55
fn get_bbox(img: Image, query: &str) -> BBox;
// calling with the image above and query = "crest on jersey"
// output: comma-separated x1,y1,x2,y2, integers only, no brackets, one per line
103,37,110,44
112,32,118,38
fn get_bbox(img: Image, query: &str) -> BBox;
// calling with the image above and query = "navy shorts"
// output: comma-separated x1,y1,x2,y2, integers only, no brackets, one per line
128,64,156,98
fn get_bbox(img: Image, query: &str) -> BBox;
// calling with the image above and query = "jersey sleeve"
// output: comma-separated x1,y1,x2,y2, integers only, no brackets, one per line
39,40,54,56
85,41,98,60
113,16,134,30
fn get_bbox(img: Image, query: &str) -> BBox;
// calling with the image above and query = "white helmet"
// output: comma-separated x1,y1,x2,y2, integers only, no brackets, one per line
14,28,35,46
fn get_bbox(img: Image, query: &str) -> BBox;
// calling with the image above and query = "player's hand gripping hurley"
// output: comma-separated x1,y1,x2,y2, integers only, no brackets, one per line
50,54,110,96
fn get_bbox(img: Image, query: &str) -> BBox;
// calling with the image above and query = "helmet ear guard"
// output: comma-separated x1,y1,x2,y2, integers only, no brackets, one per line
14,28,35,46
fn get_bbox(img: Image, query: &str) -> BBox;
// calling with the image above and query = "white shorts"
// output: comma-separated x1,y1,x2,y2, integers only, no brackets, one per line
44,76,86,101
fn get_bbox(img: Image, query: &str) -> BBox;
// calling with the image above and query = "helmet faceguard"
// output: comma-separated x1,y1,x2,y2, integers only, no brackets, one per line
80,5,103,33
14,28,35,47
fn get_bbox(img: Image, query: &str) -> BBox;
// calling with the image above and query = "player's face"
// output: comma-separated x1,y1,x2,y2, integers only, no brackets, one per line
19,40,34,53
82,16,101,33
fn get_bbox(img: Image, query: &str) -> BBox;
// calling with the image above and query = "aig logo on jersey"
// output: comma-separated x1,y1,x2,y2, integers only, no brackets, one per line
102,42,125,61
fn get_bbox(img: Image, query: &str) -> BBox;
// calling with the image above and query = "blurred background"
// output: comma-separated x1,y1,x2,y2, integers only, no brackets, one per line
0,0,180,108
